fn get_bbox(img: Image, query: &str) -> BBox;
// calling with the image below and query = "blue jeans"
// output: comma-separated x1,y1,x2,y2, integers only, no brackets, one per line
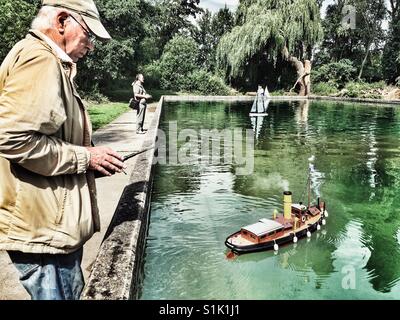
7,248,84,300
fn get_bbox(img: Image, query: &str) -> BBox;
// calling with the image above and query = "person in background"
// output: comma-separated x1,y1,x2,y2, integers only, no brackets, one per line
0,0,126,300
132,73,152,134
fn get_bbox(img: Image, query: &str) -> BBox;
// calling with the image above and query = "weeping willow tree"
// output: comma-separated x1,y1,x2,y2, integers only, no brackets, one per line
217,0,323,95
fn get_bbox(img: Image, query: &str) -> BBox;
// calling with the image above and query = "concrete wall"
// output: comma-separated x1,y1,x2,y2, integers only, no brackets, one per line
81,97,163,300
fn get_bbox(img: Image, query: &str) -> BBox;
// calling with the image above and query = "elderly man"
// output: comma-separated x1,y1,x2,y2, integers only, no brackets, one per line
0,0,126,300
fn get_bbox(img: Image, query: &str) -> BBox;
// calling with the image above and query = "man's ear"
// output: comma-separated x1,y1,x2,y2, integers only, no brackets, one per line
56,11,70,35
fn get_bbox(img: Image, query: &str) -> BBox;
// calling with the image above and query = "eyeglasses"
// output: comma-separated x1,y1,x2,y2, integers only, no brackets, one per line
69,14,96,44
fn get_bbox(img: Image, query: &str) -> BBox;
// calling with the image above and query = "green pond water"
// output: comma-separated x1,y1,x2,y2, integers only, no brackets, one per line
140,100,400,300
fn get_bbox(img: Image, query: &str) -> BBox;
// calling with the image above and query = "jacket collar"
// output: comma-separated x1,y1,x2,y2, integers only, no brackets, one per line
28,29,73,64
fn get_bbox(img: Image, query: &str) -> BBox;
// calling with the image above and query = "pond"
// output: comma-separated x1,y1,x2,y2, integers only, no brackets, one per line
140,100,400,299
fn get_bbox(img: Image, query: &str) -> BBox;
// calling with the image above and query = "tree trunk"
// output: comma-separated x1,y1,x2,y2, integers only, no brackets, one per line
358,42,371,81
283,46,311,96
304,60,311,95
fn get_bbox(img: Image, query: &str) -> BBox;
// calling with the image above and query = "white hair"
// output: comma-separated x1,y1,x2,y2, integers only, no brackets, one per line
31,5,73,31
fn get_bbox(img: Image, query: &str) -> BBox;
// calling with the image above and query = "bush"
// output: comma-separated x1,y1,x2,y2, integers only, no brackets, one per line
142,61,162,88
270,90,286,96
312,59,357,88
312,82,339,96
159,35,200,90
183,70,230,95
81,84,110,103
156,35,231,95
342,81,386,99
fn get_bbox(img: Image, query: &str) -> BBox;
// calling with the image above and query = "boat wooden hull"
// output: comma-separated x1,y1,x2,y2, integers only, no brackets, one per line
225,217,323,254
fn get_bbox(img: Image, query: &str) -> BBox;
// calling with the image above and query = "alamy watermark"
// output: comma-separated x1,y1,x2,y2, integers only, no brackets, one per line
153,121,255,176
342,4,357,30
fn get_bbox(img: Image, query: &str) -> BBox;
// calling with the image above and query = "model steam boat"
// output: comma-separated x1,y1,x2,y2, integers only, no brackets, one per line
225,191,328,254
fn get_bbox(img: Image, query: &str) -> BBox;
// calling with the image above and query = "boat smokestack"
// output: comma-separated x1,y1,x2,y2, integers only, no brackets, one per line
283,191,292,220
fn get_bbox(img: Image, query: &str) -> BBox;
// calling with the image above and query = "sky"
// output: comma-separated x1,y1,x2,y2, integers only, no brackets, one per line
199,0,239,13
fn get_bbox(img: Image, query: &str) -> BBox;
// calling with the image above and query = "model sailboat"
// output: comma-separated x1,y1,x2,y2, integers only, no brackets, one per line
249,85,270,116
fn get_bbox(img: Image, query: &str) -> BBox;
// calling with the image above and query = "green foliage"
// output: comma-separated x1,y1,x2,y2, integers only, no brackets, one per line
0,0,39,62
211,5,234,39
269,89,286,96
95,0,144,36
312,59,357,88
79,39,135,85
350,0,386,80
76,0,149,95
342,81,386,99
155,0,203,49
383,18,400,83
192,6,234,73
155,35,231,95
362,53,384,82
318,0,387,82
21,0,41,7
158,35,200,90
312,82,339,96
3,0,396,99
83,83,109,103
193,10,214,70
142,61,162,89
183,70,231,95
137,37,161,66
217,0,323,81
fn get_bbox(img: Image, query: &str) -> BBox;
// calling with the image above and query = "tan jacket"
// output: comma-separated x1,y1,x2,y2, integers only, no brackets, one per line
0,30,100,254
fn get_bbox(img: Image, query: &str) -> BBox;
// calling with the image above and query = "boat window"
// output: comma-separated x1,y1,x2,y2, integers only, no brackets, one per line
242,231,248,235
260,235,266,239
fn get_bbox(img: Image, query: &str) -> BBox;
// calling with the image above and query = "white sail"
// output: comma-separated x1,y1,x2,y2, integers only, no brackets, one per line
250,96,258,113
264,85,270,97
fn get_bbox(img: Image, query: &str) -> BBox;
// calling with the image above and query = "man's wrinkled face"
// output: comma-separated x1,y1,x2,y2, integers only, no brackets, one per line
64,15,95,62
138,74,145,83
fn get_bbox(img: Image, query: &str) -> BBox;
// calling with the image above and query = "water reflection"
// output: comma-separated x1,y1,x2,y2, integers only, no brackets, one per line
142,100,400,299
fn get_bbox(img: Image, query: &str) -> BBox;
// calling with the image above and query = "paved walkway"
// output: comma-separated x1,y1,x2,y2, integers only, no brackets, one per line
0,103,158,300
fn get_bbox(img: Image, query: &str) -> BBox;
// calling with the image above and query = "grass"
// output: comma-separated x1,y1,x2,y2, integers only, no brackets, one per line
88,102,130,131
87,89,180,131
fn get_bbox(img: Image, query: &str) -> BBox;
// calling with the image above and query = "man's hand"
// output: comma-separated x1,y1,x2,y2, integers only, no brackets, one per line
86,146,127,177
145,94,152,99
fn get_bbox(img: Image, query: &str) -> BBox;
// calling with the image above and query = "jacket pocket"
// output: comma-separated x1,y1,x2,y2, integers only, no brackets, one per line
8,173,67,242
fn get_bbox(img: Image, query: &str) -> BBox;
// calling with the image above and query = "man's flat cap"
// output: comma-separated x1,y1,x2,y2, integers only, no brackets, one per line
42,0,111,39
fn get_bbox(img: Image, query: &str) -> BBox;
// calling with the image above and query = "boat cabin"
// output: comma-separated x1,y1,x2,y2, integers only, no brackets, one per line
291,203,307,216
240,219,284,243
308,206,321,216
